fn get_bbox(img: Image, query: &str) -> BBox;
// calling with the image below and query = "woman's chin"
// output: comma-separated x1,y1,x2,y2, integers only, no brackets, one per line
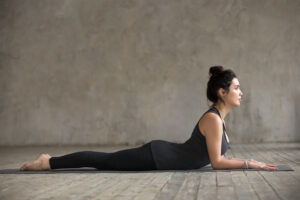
233,102,241,107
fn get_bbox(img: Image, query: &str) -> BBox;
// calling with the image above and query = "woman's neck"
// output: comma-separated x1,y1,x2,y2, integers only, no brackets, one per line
213,103,232,121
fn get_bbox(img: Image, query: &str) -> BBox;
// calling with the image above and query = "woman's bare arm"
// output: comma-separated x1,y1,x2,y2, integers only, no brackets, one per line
204,113,246,169
228,157,249,161
203,113,277,170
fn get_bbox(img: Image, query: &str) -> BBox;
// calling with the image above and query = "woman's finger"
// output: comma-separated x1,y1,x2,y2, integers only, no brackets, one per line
265,166,278,171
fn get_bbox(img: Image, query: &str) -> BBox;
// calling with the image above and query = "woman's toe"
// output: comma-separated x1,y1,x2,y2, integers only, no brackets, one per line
19,154,51,171
20,163,28,171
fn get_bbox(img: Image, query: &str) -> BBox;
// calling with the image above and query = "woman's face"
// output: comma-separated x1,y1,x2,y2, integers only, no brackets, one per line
224,78,243,107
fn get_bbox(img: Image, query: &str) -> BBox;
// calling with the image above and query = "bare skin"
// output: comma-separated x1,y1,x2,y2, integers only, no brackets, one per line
20,153,52,171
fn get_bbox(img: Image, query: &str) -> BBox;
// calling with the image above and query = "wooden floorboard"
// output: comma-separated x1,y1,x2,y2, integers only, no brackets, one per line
0,143,299,200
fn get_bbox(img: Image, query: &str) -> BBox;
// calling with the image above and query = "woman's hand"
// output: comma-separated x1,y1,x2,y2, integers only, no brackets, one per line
248,160,278,171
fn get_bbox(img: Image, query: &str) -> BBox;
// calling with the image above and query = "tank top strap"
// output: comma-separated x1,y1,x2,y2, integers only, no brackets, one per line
203,107,219,117
208,107,226,131
210,107,221,117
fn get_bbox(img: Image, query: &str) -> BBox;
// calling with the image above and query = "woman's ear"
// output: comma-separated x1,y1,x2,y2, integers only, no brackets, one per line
218,88,226,98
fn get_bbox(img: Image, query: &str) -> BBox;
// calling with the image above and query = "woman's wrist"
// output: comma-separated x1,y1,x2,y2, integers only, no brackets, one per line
244,159,255,169
243,160,249,169
247,160,255,169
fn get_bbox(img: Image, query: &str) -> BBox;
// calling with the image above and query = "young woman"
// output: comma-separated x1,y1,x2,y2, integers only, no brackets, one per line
20,66,278,171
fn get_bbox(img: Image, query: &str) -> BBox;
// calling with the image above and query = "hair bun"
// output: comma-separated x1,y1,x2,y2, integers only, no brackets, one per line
209,66,224,77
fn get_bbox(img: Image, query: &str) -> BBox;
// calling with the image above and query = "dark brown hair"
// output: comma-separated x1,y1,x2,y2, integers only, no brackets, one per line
207,66,237,105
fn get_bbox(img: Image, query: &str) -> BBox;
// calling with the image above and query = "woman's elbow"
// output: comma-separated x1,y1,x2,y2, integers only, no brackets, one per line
211,159,223,170
211,163,220,170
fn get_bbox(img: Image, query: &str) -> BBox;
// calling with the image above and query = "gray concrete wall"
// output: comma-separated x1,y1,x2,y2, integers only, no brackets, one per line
0,0,299,146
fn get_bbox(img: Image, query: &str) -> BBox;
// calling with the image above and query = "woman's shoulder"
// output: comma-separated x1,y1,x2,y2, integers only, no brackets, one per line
200,107,222,122
199,111,222,126
198,109,222,137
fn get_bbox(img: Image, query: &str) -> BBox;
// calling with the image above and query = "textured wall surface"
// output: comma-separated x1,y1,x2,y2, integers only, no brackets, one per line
0,0,299,146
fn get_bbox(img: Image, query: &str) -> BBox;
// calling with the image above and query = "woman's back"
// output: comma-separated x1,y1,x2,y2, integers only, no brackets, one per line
150,107,229,170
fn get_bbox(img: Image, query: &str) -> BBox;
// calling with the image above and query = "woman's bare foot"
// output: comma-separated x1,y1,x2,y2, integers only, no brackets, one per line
20,153,52,171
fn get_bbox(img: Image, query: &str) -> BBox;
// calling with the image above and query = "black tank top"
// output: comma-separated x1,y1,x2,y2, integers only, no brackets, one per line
150,107,229,170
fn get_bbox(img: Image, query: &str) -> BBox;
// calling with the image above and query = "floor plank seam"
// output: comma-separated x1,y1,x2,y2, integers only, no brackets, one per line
258,171,283,200
243,171,261,200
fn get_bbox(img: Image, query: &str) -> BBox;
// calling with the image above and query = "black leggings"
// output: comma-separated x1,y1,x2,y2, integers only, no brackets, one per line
49,142,157,171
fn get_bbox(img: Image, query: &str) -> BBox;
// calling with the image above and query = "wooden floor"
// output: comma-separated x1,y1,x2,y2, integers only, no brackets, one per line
0,143,299,200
